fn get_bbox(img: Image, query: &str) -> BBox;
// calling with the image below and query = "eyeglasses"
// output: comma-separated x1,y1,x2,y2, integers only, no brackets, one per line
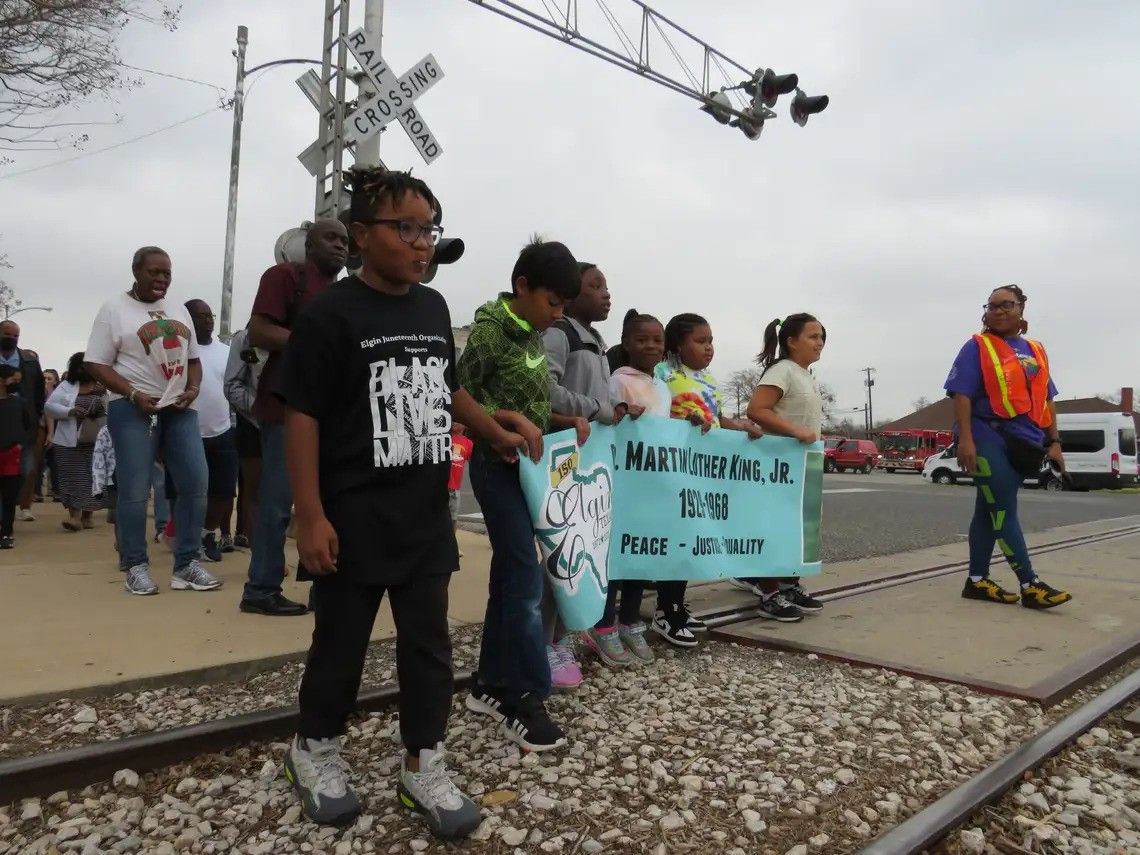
362,218,443,246
983,300,1021,312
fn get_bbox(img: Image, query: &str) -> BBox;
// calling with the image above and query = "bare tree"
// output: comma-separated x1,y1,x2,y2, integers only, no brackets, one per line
912,395,932,412
1,1,180,160
725,367,764,417
818,382,837,409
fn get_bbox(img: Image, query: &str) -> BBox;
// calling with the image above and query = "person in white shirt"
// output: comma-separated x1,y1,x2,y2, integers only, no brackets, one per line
84,246,220,596
184,299,238,561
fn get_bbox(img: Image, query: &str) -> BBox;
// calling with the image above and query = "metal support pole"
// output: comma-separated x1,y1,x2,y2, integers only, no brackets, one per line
355,0,385,167
219,25,248,341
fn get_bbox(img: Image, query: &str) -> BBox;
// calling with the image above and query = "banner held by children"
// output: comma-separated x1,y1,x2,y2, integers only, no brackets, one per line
519,416,824,629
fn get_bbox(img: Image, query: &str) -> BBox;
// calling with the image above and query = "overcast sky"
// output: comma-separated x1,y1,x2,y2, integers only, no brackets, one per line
3,0,1138,422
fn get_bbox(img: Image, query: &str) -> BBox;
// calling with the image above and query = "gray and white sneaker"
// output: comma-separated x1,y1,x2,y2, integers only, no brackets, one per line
171,559,223,591
398,744,481,839
124,564,159,596
618,622,655,664
284,735,361,826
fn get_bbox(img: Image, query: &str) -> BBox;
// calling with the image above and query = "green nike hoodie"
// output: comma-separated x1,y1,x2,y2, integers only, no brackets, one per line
457,294,551,445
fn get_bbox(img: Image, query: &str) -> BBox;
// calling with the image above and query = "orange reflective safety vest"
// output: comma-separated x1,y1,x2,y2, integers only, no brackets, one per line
973,333,1053,428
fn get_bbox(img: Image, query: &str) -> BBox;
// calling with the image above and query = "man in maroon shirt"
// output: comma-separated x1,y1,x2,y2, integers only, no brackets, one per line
240,219,349,615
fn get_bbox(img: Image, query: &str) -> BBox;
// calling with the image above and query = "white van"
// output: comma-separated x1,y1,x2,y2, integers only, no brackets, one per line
922,412,1139,491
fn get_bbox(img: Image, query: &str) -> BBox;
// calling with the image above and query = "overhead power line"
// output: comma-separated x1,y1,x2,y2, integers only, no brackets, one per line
0,106,226,181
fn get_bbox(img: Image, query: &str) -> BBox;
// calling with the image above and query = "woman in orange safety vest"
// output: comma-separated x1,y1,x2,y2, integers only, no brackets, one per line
943,285,1071,610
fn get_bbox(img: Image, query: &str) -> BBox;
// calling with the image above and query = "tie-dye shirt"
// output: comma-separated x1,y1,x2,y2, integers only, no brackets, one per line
655,362,722,429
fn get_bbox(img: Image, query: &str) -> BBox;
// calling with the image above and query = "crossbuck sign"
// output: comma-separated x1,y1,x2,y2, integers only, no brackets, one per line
298,27,444,175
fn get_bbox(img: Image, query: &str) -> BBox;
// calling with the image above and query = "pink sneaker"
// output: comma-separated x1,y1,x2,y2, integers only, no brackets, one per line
547,638,582,691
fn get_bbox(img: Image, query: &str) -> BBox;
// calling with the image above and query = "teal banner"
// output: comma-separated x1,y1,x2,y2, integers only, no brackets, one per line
518,416,823,629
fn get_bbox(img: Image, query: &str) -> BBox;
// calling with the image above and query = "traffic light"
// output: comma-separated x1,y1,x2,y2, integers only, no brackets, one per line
791,90,829,127
699,90,733,125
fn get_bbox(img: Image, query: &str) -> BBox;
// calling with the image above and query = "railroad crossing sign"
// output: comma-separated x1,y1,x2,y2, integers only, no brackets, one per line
297,27,444,176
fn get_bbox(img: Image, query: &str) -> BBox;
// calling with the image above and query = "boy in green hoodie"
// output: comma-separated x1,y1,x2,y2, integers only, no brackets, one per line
458,238,588,753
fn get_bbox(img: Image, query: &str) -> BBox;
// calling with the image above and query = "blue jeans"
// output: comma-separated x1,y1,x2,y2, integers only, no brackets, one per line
107,400,206,571
152,462,170,534
969,436,1035,585
243,421,292,601
470,454,550,698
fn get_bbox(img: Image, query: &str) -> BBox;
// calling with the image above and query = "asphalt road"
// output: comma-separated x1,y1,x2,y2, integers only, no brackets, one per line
457,470,1140,564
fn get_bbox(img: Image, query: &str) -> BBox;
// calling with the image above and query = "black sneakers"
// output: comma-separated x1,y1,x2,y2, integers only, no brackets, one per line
501,692,567,752
0,536,13,549
1020,578,1073,610
682,603,708,633
781,584,823,614
200,532,223,563
962,577,1019,604
464,681,509,723
756,592,804,623
651,605,699,647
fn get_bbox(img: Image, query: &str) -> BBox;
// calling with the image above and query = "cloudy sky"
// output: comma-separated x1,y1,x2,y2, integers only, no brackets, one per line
3,0,1138,422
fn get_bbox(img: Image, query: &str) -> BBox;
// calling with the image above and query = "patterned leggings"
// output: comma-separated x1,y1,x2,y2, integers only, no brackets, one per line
968,437,1035,585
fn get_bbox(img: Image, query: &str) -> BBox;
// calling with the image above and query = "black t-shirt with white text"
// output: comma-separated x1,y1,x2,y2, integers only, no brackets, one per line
279,276,459,583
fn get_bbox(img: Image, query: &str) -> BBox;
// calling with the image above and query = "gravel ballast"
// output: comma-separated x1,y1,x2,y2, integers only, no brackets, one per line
4,642,1137,855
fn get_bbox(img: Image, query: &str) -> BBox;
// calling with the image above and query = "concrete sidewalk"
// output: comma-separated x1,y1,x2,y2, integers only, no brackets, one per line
4,502,1138,704
0,502,494,703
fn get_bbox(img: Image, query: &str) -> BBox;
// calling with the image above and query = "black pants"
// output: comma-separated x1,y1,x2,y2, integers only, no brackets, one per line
0,474,19,537
597,580,647,628
656,580,687,611
298,571,453,754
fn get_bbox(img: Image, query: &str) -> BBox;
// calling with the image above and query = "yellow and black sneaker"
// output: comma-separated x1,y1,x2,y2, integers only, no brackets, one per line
1020,579,1073,610
961,577,1019,604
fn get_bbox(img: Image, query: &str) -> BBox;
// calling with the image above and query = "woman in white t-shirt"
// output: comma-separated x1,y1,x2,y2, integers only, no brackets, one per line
84,246,219,597
734,314,828,621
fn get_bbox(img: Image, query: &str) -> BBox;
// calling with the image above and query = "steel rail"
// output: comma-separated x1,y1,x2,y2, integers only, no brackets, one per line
0,674,472,804
859,667,1140,855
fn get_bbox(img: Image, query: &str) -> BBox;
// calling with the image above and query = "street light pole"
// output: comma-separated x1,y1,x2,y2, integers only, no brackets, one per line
219,25,248,342
2,305,53,320
861,366,877,437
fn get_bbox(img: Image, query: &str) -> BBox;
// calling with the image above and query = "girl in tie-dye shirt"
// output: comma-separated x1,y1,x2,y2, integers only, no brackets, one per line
651,314,762,647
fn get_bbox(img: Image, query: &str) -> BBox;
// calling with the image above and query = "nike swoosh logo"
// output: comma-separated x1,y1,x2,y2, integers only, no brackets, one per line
525,353,545,369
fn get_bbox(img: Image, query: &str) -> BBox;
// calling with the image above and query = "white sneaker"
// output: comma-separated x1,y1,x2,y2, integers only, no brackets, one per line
16,509,34,522
284,736,361,826
398,744,481,839
171,559,223,591
124,564,159,596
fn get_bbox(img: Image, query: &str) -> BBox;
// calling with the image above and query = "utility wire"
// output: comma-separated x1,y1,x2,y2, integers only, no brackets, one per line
117,62,229,95
0,106,225,181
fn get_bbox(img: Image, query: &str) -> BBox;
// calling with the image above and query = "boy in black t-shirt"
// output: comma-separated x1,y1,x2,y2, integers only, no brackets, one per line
278,168,537,839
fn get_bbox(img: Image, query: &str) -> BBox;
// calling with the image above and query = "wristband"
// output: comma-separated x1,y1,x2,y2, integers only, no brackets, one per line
185,386,199,395
128,389,138,405
1044,437,1060,447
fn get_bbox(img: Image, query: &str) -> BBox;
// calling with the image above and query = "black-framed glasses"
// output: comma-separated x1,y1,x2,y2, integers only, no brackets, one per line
362,218,443,246
983,300,1020,312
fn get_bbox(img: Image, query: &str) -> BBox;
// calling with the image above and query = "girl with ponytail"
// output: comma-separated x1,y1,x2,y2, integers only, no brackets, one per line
730,313,828,621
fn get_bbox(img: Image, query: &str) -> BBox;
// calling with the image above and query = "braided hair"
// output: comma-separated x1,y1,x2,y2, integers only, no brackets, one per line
345,166,437,224
608,308,662,371
664,313,709,370
984,284,1029,334
756,313,826,371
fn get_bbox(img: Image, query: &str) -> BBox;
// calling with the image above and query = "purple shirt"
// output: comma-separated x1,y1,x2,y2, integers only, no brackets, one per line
944,336,1058,446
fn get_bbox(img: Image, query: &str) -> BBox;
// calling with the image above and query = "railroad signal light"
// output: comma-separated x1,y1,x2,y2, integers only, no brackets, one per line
742,69,799,108
700,90,733,125
730,110,765,141
791,89,829,127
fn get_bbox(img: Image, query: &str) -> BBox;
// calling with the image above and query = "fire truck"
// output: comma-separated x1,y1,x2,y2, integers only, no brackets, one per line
876,429,954,472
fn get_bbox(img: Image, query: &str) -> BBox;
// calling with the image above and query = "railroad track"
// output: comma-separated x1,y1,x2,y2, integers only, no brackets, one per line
3,522,1138,848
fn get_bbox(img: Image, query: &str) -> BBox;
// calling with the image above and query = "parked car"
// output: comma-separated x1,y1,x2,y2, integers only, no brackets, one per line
830,439,880,474
822,435,847,473
921,446,1056,489
921,412,1139,491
